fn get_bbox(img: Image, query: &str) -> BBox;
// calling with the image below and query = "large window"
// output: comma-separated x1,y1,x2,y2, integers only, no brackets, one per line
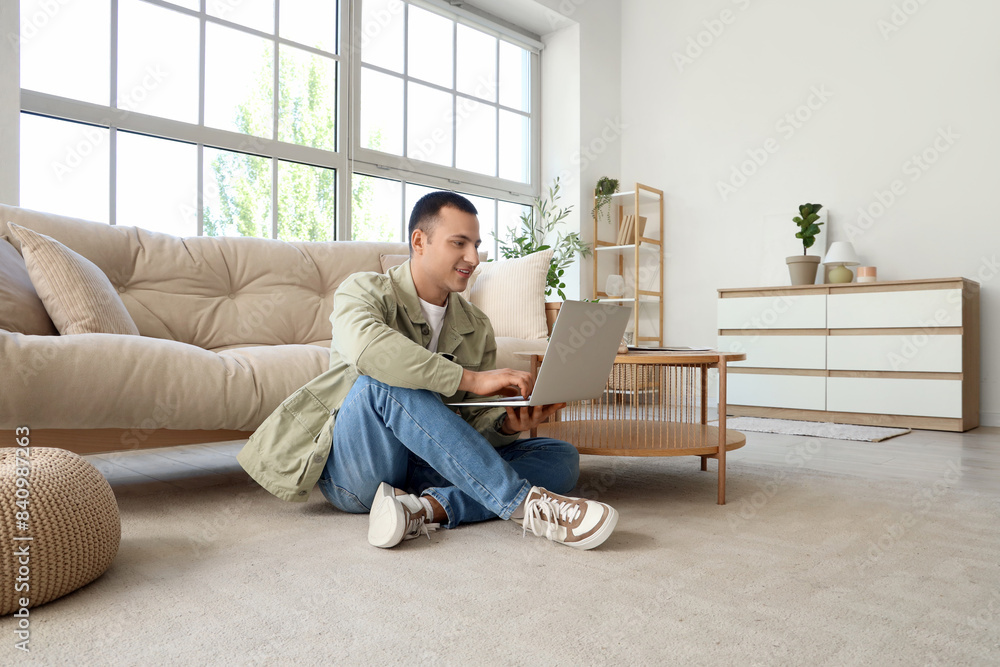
14,0,540,241
351,172,530,259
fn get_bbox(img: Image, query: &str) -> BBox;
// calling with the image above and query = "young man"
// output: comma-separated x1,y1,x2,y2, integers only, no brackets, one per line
238,192,618,550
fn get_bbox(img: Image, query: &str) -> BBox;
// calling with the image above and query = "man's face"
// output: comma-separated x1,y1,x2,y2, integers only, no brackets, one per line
411,205,482,297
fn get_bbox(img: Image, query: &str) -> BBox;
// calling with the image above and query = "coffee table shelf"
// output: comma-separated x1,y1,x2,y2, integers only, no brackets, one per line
527,350,746,504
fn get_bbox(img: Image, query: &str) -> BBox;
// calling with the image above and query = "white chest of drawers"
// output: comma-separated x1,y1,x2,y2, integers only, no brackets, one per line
717,278,980,431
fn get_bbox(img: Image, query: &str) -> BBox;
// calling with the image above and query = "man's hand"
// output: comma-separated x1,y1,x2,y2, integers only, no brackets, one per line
500,403,566,435
459,368,534,399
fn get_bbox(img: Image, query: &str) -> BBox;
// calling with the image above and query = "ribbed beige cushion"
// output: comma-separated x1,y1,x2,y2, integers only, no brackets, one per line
469,249,552,340
7,223,139,336
0,238,58,335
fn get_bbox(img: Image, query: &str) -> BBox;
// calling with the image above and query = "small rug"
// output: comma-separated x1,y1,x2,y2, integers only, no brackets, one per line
718,416,911,442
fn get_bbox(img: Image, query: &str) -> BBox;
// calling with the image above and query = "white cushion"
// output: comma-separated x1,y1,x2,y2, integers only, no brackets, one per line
469,249,553,340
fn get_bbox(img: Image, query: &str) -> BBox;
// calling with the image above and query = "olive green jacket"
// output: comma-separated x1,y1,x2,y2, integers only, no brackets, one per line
237,260,518,502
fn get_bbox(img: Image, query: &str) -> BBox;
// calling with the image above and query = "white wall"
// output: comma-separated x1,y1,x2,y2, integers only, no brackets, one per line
541,22,582,297
620,0,1000,426
534,0,622,301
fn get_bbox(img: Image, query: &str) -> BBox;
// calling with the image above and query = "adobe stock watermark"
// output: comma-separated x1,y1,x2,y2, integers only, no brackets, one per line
407,73,502,165
352,0,404,55
717,86,834,202
877,0,933,41
855,458,961,571
845,126,959,242
882,264,996,371
7,0,74,53
718,295,797,357
207,0,250,22
885,254,995,372
552,115,628,193
727,438,825,530
117,64,169,113
552,303,623,363
543,0,586,31
672,0,754,73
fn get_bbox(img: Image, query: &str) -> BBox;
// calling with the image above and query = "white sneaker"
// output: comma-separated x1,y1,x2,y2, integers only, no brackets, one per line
368,482,439,549
516,487,618,550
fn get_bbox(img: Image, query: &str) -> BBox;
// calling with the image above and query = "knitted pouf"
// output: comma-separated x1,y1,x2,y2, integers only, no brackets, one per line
0,447,120,615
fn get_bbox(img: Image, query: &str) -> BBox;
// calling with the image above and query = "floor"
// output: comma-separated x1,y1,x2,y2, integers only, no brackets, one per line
83,422,1000,497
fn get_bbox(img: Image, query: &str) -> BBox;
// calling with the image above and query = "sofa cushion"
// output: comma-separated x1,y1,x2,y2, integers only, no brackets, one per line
0,333,331,431
0,238,58,335
469,249,553,340
379,253,409,273
7,223,140,336
0,204,410,349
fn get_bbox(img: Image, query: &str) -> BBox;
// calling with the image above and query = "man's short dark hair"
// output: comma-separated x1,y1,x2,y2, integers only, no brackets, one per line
408,191,478,251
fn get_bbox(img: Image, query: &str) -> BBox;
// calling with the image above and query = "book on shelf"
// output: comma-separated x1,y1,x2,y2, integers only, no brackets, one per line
616,215,634,245
633,215,647,242
615,214,647,244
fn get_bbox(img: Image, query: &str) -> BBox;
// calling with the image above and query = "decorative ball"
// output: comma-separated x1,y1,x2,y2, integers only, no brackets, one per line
1,447,121,615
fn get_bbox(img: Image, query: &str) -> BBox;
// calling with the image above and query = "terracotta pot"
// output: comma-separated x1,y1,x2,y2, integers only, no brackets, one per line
786,255,821,285
544,302,561,336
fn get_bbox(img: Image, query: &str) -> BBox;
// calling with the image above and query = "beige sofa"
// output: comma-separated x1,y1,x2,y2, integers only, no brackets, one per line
0,204,548,454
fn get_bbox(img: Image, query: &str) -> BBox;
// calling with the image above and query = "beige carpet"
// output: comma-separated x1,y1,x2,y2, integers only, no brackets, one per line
3,456,999,665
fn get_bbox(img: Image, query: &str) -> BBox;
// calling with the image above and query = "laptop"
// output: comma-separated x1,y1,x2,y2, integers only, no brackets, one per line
448,300,632,407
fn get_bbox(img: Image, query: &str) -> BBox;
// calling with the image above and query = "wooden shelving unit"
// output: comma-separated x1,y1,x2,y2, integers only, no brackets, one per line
592,183,664,346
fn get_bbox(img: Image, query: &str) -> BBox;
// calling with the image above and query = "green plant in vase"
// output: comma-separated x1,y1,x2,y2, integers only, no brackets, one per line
592,177,619,226
786,202,824,285
498,177,592,300
793,203,824,252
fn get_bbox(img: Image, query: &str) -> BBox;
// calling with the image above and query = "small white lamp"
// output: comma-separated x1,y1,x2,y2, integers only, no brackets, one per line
823,242,860,284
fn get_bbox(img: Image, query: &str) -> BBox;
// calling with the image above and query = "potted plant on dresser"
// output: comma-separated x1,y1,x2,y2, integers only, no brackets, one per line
787,202,824,285
498,177,592,328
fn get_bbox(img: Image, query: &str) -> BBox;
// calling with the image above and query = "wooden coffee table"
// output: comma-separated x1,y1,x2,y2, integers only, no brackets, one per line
525,350,747,504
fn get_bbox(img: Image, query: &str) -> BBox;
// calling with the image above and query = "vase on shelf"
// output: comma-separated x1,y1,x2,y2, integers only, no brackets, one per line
605,274,625,297
785,255,821,286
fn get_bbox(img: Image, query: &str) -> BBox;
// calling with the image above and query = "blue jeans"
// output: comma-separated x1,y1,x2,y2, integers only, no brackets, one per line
317,376,580,528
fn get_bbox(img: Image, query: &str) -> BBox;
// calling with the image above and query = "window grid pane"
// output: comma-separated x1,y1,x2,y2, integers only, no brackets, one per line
117,132,198,236
203,147,272,238
19,0,111,106
118,0,199,123
361,0,404,72
280,0,338,53
360,8,533,186
406,81,453,167
279,46,337,151
19,114,110,223
205,23,274,138
16,1,534,240
207,0,274,34
406,4,453,89
277,161,336,242
361,67,404,154
352,173,403,242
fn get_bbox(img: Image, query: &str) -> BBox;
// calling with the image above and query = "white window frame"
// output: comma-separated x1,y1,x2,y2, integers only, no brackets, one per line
4,0,542,239
349,0,541,194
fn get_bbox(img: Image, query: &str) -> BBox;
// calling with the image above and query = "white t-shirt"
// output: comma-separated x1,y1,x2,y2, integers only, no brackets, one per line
418,297,448,352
